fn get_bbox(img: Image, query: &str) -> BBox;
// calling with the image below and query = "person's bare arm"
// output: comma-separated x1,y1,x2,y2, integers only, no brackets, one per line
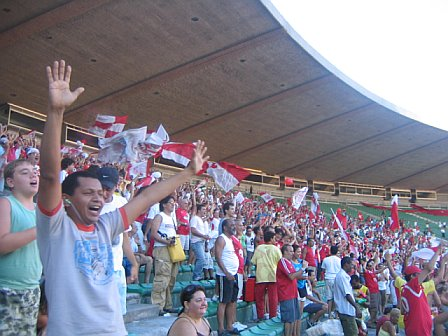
384,252,399,280
122,233,138,282
0,198,37,254
435,253,448,284
39,60,84,211
419,246,442,284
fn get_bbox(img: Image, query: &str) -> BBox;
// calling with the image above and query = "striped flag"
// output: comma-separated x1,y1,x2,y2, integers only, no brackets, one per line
206,161,250,192
89,115,128,138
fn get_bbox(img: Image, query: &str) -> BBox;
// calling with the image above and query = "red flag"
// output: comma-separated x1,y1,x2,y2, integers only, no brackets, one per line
390,195,400,231
206,161,250,192
135,176,154,189
89,115,128,138
160,142,196,167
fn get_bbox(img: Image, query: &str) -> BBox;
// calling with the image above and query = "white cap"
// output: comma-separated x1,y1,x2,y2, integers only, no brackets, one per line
151,171,162,179
26,147,39,155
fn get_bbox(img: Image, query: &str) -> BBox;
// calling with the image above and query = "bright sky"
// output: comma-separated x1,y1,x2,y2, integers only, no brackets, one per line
269,0,448,131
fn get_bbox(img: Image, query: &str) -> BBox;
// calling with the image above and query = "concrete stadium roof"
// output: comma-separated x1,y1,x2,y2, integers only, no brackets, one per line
1,0,447,192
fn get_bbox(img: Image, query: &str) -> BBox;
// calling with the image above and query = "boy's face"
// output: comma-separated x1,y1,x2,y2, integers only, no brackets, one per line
7,162,39,196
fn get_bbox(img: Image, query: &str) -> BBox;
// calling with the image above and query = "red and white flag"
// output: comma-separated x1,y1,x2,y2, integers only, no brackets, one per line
161,142,197,167
89,115,128,138
292,187,308,209
390,195,400,231
310,192,320,216
135,176,154,189
260,192,274,203
331,208,349,242
138,124,170,159
206,161,250,192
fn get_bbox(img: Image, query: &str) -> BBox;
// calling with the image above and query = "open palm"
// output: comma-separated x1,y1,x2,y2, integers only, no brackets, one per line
47,60,84,112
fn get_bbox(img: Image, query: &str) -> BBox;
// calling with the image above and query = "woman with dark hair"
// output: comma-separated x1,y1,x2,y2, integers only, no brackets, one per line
168,285,211,336
150,194,179,314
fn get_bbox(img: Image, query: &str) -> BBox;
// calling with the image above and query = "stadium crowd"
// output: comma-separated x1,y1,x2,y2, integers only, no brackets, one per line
1,60,448,336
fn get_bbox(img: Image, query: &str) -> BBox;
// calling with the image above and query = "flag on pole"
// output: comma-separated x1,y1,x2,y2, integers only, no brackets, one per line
89,115,128,138
292,187,308,209
206,161,250,192
260,192,274,203
331,208,349,241
234,191,246,205
310,192,320,216
390,195,400,231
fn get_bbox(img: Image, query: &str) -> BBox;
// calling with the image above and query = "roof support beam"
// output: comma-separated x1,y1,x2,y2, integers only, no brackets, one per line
335,135,448,182
278,121,415,175
221,101,374,163
385,160,448,187
0,0,112,49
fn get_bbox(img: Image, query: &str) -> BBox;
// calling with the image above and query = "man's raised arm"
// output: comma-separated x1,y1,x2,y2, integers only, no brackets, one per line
38,60,84,210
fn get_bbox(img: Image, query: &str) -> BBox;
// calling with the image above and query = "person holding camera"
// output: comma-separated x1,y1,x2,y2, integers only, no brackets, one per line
151,195,180,315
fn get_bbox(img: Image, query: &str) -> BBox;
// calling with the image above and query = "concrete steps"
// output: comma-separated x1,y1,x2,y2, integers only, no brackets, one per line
124,303,160,324
126,315,177,336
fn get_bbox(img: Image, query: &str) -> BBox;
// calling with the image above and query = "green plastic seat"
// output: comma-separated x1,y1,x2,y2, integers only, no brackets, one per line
246,326,277,336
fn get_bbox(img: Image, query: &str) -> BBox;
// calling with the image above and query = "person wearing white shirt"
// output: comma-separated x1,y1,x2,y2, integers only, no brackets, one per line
334,257,361,336
321,245,341,316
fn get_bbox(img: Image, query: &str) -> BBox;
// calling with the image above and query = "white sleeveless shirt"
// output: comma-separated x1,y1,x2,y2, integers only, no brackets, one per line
216,234,239,276
154,211,177,247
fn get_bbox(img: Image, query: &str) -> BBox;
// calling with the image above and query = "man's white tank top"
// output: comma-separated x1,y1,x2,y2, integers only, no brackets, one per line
216,234,239,276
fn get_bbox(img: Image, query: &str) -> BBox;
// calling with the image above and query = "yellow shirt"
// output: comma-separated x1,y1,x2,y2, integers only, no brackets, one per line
394,276,435,294
251,244,282,283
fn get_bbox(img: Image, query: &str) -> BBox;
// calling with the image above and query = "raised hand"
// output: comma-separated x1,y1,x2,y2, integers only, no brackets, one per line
46,60,84,113
189,140,209,175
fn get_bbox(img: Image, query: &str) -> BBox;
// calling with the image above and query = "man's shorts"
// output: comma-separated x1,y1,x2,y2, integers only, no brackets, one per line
280,297,301,323
217,274,239,304
304,302,324,314
245,251,254,266
179,234,190,251
0,286,40,335
325,279,335,300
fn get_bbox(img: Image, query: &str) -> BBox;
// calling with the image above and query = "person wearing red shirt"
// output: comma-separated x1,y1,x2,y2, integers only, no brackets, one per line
401,247,441,336
276,245,303,336
363,258,384,328
302,238,317,271
318,243,329,280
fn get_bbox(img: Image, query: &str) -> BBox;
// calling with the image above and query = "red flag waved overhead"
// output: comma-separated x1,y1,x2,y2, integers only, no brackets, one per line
390,195,400,231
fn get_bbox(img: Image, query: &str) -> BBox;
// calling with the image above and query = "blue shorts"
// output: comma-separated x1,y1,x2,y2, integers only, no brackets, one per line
280,297,301,323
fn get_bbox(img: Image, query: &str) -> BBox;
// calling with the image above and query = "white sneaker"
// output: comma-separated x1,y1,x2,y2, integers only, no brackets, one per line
232,322,247,331
264,313,269,320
